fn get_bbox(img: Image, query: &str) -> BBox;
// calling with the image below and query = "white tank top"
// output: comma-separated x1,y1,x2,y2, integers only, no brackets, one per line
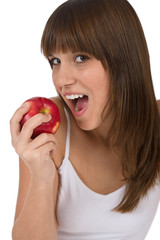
57,108,160,240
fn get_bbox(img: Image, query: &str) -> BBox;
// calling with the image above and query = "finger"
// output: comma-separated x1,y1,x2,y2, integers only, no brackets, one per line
20,113,52,141
38,141,57,159
10,102,30,140
29,133,57,150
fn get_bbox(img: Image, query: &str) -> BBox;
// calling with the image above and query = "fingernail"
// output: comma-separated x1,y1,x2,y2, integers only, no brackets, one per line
47,114,52,120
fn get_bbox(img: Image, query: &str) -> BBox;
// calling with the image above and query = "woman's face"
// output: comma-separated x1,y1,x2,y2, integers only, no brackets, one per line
48,51,111,131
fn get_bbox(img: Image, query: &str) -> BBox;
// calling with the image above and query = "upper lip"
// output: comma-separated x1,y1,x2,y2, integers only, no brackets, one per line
63,92,85,96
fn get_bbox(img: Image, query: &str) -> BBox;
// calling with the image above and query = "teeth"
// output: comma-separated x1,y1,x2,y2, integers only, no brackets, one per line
66,94,83,100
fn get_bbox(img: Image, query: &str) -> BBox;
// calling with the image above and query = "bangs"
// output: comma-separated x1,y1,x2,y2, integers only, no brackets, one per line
41,0,106,62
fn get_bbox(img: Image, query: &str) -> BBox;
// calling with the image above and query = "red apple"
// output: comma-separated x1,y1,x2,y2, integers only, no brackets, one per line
20,97,61,138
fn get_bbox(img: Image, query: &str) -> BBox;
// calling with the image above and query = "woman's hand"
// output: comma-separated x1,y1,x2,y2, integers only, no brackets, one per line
10,102,57,183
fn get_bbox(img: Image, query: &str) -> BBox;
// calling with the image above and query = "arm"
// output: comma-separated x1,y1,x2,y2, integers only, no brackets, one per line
12,159,58,240
11,103,58,240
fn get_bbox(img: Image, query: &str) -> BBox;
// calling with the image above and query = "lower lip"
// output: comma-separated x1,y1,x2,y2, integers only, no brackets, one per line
69,100,88,117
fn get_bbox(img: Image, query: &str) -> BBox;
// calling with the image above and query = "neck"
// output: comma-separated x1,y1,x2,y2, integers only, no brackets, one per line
89,111,113,144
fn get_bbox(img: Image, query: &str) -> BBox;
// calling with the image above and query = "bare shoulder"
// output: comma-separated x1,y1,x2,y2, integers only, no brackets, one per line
50,96,68,169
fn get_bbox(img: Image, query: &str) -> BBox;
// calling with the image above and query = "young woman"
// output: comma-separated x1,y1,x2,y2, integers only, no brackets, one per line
11,0,160,239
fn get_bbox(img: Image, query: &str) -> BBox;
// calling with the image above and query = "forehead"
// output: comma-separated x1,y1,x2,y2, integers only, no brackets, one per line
41,0,109,69
41,3,100,58
48,49,91,57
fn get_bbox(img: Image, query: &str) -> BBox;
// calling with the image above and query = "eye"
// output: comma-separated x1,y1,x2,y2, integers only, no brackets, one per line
48,57,61,69
75,55,89,63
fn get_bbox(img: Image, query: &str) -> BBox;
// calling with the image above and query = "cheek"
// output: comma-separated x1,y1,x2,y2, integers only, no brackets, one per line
94,73,110,114
100,71,111,98
52,71,54,83
52,72,58,88
95,72,110,100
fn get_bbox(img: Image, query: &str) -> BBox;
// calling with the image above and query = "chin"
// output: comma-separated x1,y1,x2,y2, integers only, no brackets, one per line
75,117,101,132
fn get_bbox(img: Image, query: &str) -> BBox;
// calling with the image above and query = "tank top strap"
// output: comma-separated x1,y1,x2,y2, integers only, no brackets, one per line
64,107,70,160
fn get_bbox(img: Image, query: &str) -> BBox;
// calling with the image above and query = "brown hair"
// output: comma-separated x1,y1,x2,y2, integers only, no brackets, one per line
41,0,160,212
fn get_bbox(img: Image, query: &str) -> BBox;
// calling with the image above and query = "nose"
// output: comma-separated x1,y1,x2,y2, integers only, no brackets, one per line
54,62,76,88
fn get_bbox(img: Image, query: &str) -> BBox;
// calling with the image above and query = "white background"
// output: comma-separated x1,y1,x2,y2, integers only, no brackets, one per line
0,0,159,239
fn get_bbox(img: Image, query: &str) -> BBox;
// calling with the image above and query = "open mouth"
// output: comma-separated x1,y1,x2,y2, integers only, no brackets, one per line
65,94,89,115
